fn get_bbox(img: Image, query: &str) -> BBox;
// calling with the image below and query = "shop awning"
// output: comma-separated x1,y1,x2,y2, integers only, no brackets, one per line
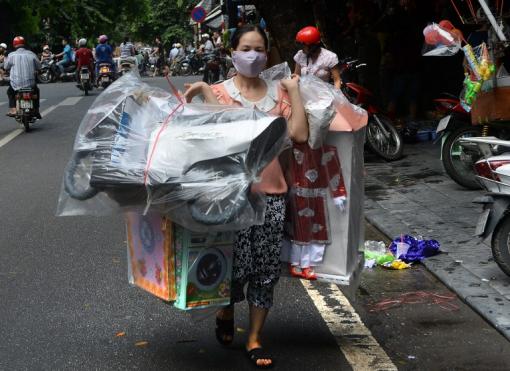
204,5,223,29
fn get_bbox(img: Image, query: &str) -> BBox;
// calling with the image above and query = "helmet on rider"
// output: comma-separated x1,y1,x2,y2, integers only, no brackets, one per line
202,33,210,39
0,43,7,50
296,26,321,45
78,38,87,47
175,43,182,48
98,35,108,44
13,36,25,48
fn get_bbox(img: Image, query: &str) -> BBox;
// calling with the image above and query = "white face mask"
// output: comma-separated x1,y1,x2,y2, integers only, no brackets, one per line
232,50,267,78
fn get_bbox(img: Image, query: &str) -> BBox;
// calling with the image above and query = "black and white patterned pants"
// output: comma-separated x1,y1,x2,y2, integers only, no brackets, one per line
231,195,286,309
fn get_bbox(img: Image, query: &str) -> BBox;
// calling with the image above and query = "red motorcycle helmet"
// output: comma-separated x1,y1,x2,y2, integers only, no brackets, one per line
296,26,321,45
13,36,25,48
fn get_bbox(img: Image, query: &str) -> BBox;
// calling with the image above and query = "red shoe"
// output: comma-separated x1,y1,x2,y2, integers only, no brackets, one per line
289,264,305,278
302,267,317,281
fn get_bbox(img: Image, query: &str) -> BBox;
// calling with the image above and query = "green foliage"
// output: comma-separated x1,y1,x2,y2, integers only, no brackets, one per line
1,0,193,50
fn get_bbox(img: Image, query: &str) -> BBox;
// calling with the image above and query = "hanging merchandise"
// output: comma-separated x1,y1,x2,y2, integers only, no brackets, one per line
56,73,289,232
460,43,496,111
422,21,463,56
266,63,368,285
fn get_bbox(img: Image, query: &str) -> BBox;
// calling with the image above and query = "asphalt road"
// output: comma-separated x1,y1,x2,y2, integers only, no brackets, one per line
0,77,509,370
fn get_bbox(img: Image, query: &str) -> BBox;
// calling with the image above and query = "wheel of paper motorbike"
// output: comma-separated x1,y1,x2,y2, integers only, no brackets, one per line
189,186,250,225
366,114,404,161
63,150,98,201
491,214,510,276
441,126,483,190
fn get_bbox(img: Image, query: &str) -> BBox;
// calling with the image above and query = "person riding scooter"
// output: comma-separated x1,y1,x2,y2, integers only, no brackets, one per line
4,36,42,118
40,45,52,63
75,38,94,83
54,38,74,78
95,34,115,82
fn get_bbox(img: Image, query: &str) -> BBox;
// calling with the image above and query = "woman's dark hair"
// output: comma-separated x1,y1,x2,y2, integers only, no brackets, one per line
231,25,268,50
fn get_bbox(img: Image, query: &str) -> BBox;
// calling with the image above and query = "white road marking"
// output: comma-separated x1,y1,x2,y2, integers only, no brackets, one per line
59,96,83,106
301,280,397,371
0,94,83,150
40,105,57,117
0,129,23,149
0,105,58,149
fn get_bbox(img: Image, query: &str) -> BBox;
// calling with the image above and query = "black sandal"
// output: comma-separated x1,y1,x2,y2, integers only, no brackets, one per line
215,317,234,346
246,348,274,369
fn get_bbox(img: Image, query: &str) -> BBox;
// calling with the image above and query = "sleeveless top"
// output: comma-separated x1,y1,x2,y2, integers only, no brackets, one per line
211,78,292,195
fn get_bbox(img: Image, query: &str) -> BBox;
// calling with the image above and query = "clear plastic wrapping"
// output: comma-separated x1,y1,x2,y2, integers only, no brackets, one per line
261,62,368,148
422,22,462,57
57,73,288,232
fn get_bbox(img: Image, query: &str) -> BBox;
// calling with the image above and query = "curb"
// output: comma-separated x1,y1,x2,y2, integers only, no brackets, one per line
365,199,510,341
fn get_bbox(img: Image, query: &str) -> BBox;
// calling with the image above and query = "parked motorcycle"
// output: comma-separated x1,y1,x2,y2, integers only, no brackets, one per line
14,88,38,132
77,66,93,95
460,136,510,276
341,58,404,161
97,63,114,89
434,94,483,189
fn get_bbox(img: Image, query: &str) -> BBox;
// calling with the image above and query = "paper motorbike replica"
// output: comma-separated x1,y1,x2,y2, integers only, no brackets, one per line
57,73,288,232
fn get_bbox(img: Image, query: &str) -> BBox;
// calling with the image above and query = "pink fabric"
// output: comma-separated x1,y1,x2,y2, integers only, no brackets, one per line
330,101,368,132
294,48,339,82
211,81,291,195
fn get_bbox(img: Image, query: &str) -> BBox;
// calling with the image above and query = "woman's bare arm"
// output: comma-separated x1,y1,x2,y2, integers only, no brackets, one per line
281,76,308,143
331,65,342,89
183,82,220,104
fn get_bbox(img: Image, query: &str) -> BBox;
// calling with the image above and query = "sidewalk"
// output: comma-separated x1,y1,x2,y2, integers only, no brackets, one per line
364,142,510,340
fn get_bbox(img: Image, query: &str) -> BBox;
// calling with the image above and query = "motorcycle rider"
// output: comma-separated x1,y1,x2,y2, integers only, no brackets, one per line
202,34,214,54
40,45,52,63
95,34,115,81
0,42,7,81
120,36,136,66
54,38,74,78
168,43,179,63
150,36,165,76
5,36,42,118
75,38,94,83
293,26,342,89
213,31,223,48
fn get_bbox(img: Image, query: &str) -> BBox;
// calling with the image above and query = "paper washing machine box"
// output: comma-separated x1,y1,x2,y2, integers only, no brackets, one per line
174,226,234,310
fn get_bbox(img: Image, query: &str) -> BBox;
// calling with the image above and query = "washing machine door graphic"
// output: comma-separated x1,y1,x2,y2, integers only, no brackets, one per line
189,247,228,291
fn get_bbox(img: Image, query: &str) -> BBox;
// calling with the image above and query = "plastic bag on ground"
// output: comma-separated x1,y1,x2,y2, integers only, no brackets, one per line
57,73,289,232
389,235,440,263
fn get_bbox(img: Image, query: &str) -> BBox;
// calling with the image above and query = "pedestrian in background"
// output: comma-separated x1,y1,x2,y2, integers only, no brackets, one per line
294,26,343,89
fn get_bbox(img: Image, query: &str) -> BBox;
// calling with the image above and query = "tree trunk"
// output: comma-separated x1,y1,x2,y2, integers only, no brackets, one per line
254,0,315,67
